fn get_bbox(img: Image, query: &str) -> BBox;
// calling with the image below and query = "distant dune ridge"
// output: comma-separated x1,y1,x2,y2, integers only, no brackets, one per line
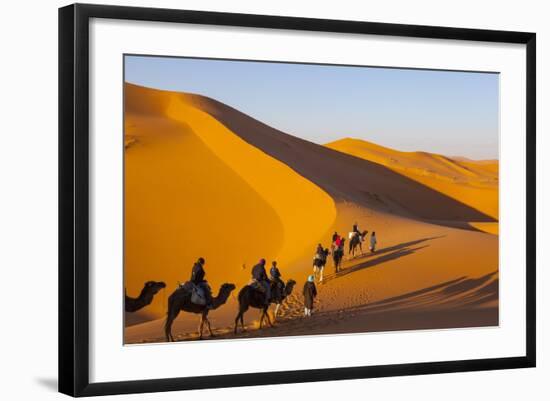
124,83,498,342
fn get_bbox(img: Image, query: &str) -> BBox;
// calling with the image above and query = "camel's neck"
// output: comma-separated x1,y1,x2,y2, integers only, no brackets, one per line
284,282,295,297
131,287,155,308
212,290,231,309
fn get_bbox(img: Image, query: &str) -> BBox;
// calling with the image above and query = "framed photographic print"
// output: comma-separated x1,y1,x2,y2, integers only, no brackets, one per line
58,3,536,397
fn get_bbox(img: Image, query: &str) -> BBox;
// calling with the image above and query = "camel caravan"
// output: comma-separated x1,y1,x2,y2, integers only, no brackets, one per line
125,223,377,341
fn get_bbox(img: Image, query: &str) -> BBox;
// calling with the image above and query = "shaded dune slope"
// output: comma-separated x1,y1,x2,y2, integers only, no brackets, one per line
176,93,496,224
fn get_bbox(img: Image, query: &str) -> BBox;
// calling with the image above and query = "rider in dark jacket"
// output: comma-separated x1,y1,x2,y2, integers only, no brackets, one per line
191,257,206,283
190,257,212,307
252,258,270,305
316,243,324,258
270,261,284,299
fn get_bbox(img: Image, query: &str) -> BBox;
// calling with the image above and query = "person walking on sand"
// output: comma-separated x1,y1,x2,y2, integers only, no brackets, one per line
370,231,377,253
303,275,317,317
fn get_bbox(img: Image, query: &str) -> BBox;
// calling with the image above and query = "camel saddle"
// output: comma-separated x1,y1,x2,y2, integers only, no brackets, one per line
180,281,208,306
250,280,266,293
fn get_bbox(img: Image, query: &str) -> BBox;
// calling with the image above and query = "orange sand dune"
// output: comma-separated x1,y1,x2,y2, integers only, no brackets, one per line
124,83,335,323
124,84,498,343
175,93,496,225
326,138,499,221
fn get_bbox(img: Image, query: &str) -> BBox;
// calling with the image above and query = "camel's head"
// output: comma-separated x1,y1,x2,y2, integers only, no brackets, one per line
144,281,166,295
285,279,297,295
220,283,236,294
361,230,369,238
214,283,236,306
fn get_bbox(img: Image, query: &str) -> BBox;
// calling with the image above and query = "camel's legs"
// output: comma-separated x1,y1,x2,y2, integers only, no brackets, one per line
205,315,215,337
274,303,281,319
259,309,264,329
234,312,241,334
165,306,180,342
235,306,248,334
260,307,273,329
198,314,205,340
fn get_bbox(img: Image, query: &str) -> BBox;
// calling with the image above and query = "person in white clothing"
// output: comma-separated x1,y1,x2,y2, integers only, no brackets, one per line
370,231,377,253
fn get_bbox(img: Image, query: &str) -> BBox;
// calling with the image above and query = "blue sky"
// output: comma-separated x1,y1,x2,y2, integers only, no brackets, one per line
125,55,499,160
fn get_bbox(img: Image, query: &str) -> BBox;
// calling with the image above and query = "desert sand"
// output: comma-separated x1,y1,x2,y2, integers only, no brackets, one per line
124,83,498,343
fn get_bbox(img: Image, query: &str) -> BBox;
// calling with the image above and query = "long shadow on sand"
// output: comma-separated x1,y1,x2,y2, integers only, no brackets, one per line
147,269,498,343
347,270,499,315
323,236,443,283
204,272,499,340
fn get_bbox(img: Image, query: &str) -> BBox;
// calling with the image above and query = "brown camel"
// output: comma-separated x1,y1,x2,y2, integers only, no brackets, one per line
349,230,369,257
164,283,236,341
234,279,296,334
124,281,166,312
333,238,345,272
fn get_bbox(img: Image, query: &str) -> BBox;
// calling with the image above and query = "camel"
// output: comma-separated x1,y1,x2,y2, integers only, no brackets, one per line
124,281,166,312
333,239,345,273
164,283,236,341
234,279,296,334
349,230,368,258
313,248,330,282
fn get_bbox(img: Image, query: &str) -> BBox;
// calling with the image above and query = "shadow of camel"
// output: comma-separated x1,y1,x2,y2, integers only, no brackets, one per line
347,270,499,315
357,236,445,259
323,236,443,283
324,245,429,283
231,272,500,339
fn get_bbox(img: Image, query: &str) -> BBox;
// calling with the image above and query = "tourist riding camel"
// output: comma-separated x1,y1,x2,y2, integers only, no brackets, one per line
333,237,345,272
270,260,285,300
165,282,236,341
351,222,362,239
315,243,324,257
313,247,329,282
332,232,342,252
349,229,369,257
234,277,296,333
189,257,213,308
251,258,270,306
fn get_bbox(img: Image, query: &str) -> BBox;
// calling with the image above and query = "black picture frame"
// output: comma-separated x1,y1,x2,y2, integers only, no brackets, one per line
59,3,536,397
